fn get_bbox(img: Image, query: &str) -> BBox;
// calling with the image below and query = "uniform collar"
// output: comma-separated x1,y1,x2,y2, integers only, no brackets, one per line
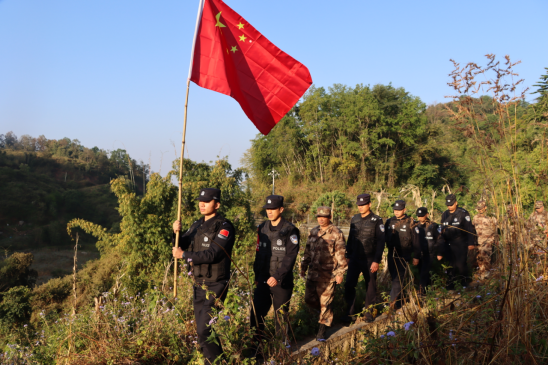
319,224,333,234
268,217,286,230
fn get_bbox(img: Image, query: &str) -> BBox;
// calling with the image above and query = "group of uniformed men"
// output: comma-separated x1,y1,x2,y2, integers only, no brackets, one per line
171,187,548,364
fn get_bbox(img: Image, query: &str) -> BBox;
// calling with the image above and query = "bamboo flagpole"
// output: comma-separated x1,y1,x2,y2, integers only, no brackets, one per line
174,0,206,298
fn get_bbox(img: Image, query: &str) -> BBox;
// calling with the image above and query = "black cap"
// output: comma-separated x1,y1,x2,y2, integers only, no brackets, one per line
197,188,221,202
263,195,284,209
356,194,371,206
416,207,428,217
393,200,406,210
445,194,457,206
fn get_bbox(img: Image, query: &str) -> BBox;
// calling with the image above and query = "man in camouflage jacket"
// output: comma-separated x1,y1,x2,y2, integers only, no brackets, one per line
529,201,548,248
301,206,347,341
502,203,524,248
472,200,498,279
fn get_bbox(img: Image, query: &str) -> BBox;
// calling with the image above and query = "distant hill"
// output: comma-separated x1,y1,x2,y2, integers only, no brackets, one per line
0,131,147,250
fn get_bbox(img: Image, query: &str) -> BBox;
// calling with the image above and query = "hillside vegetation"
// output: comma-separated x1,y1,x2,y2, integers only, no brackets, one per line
0,56,547,364
245,62,547,221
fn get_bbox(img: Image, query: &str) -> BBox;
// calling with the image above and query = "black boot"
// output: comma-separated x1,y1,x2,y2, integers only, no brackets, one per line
316,324,328,341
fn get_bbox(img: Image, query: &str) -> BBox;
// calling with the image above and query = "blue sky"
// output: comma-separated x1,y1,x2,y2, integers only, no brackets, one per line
1,0,546,174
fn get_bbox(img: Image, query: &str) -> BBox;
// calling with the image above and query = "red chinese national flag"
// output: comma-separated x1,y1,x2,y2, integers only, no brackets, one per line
190,0,312,135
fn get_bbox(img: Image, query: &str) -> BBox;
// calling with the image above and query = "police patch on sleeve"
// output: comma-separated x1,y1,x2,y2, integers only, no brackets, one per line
465,216,470,222
437,226,442,233
415,227,419,234
290,235,298,244
380,224,385,232
218,229,230,240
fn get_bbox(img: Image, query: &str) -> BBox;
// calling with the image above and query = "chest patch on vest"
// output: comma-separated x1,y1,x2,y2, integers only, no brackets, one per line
380,224,385,232
415,227,419,234
403,225,406,229
454,218,458,222
276,239,283,246
218,229,229,240
290,235,298,244
204,237,209,242
427,232,432,236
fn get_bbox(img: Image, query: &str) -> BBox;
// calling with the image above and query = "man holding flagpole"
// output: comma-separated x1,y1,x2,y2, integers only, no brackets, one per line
172,188,235,364
171,0,311,359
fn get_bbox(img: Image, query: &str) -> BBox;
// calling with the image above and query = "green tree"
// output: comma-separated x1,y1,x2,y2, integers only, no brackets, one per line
68,157,255,291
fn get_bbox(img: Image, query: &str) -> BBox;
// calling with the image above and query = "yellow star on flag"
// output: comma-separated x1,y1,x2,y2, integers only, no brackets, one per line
215,12,226,28
239,34,247,42
230,46,238,53
237,22,244,29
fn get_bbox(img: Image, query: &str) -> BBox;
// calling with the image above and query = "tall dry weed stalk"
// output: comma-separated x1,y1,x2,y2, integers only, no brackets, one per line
441,54,547,363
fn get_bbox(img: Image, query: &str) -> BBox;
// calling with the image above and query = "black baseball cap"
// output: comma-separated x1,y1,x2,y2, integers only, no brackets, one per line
356,193,371,206
197,188,221,202
263,195,284,209
417,207,428,217
445,194,457,206
393,200,406,210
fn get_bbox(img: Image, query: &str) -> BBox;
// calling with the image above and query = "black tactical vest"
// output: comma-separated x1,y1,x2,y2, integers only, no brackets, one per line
418,220,436,256
441,208,468,243
423,221,437,255
255,219,294,279
389,216,414,252
350,213,380,258
189,215,229,282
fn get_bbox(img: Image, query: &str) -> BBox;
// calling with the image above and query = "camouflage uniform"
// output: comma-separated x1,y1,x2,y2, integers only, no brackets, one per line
502,204,527,248
472,201,498,279
528,201,548,248
301,207,347,326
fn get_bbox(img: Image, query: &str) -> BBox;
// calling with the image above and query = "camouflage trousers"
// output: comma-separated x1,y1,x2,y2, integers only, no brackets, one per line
304,280,336,326
476,241,494,278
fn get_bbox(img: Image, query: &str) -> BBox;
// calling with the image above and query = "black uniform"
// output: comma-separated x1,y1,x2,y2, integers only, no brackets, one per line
344,212,385,316
385,214,420,308
416,218,442,291
173,213,235,364
250,217,300,341
438,207,476,289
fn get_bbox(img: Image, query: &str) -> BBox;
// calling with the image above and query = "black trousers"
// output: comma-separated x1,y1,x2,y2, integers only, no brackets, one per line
193,280,229,364
250,282,293,341
447,243,469,289
344,257,377,316
388,250,410,308
417,255,432,292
